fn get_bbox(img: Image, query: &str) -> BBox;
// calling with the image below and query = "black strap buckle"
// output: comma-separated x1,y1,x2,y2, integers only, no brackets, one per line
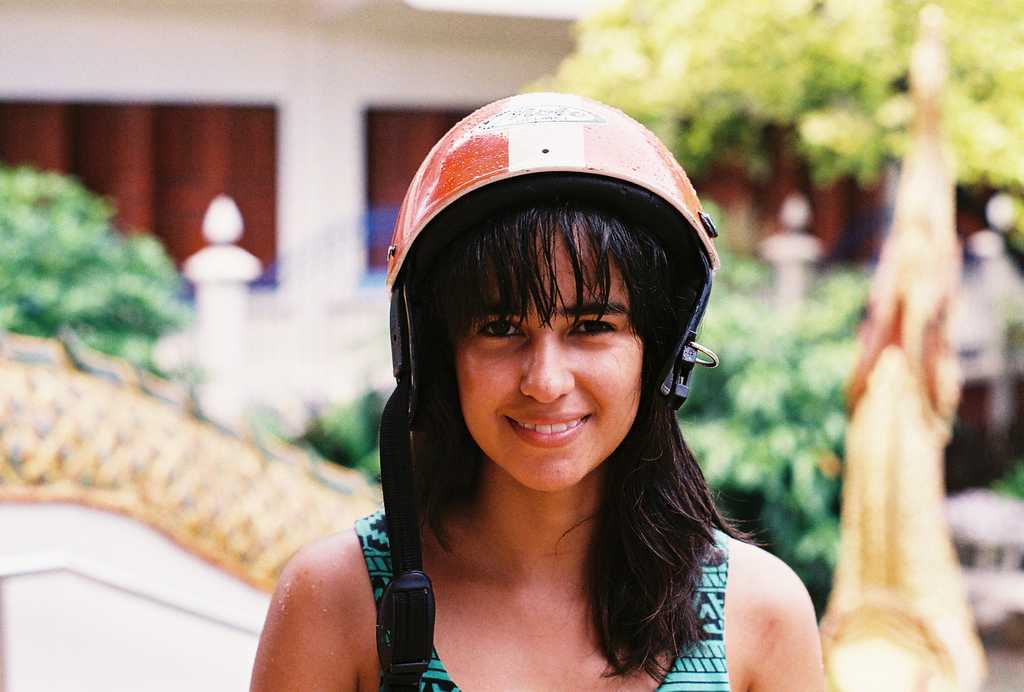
660,339,719,410
377,570,436,689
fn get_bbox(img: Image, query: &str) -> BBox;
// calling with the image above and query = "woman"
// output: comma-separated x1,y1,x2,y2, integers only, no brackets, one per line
251,93,824,691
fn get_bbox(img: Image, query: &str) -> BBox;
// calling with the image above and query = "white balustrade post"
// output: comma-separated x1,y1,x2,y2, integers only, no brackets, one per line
974,193,1018,436
183,195,262,428
760,193,822,309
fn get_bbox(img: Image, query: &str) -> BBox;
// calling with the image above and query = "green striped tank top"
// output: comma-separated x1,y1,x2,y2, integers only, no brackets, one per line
355,510,730,692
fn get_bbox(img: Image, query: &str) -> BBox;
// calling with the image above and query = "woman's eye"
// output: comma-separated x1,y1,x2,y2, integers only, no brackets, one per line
480,319,519,337
573,320,615,335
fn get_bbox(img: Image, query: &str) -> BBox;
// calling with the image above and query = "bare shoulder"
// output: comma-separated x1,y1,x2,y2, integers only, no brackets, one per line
724,537,824,692
725,537,817,624
250,527,378,692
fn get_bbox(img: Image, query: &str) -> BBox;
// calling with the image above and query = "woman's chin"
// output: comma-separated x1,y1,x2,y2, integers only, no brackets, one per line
492,457,603,496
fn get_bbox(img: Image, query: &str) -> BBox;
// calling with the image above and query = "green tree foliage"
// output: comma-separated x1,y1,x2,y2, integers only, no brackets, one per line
542,0,1024,249
0,165,189,368
682,249,867,609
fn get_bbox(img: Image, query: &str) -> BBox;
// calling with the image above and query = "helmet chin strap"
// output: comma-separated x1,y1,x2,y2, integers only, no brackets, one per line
376,287,435,691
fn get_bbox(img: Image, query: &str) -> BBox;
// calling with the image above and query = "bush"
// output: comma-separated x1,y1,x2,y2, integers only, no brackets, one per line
0,165,189,368
297,390,386,481
682,249,868,610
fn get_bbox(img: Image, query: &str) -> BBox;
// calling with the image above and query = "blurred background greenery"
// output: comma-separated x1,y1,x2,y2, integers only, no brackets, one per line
0,165,189,371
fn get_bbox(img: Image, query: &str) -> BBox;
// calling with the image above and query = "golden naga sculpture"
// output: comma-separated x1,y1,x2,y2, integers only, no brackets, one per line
820,6,987,691
0,330,381,592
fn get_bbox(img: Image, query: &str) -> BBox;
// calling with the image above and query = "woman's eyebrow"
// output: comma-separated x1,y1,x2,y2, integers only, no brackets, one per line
561,301,629,316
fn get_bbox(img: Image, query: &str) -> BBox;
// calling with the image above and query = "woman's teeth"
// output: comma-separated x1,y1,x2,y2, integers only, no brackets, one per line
514,417,586,434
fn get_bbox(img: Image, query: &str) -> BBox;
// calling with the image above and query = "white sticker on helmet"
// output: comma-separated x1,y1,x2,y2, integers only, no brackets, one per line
507,121,586,172
478,105,604,130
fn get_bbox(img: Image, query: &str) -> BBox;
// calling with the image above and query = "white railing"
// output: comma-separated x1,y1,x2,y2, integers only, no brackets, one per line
946,489,1024,631
0,552,262,637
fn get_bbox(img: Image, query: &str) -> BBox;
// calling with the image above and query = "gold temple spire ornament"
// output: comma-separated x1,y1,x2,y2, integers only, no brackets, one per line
820,6,987,692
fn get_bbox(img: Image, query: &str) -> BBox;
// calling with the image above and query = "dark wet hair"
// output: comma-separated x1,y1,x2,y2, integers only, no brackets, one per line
410,202,736,680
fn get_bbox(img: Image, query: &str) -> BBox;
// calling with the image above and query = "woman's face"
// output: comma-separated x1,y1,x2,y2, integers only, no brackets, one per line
454,245,643,495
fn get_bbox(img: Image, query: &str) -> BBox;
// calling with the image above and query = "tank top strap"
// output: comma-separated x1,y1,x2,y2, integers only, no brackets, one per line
354,510,394,603
657,529,731,691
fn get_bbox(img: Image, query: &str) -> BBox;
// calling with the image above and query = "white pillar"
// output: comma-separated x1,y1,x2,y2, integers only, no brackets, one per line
183,196,262,428
760,193,822,309
973,193,1018,435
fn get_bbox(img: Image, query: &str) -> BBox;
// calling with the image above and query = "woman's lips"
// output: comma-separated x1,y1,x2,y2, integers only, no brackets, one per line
506,415,590,446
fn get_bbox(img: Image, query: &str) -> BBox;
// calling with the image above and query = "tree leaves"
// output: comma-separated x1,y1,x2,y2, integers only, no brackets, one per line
545,0,1024,245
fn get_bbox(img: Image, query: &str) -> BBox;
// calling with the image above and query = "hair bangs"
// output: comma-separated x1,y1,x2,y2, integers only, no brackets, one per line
427,206,633,342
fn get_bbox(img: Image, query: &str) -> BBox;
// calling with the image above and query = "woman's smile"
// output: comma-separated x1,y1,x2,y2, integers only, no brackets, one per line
506,414,591,446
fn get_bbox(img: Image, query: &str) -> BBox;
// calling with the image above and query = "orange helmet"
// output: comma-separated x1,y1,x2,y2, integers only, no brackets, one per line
386,91,719,289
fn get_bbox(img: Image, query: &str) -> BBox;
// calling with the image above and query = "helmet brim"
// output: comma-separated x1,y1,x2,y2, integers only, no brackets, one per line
396,172,710,293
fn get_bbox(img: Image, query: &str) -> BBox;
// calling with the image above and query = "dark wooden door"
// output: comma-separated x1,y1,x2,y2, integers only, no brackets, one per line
0,103,72,172
74,104,156,234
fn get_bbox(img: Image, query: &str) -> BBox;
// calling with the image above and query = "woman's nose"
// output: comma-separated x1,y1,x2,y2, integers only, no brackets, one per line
519,336,575,403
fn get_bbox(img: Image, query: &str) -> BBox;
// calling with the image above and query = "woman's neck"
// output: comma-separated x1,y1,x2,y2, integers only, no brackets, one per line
448,460,605,587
